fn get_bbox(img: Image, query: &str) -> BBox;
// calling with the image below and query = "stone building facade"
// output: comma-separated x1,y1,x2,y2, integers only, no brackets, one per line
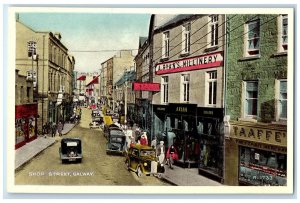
16,20,75,130
224,14,288,186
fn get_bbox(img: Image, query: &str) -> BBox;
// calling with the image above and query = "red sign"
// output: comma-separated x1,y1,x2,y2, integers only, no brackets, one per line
15,104,38,118
155,51,223,75
133,82,160,91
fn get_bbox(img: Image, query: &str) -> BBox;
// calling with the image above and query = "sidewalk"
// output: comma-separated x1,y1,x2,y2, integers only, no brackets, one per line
161,165,223,186
15,123,77,171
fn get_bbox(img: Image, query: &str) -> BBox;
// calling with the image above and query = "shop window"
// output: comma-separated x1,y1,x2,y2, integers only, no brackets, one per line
208,15,219,47
161,76,169,104
278,14,288,52
28,116,36,139
207,71,217,106
181,74,190,102
182,23,191,54
162,31,170,59
15,118,26,145
244,81,258,118
239,147,287,186
245,19,260,57
278,80,287,120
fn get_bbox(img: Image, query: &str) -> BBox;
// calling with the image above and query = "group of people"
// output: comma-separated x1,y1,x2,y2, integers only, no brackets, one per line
42,121,64,137
153,139,179,169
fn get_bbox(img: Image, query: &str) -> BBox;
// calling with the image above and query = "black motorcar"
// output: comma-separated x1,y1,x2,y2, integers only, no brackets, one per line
59,138,82,163
103,124,121,139
106,129,126,155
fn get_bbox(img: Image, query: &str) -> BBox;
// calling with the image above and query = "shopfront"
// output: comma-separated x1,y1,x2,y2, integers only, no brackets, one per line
224,121,287,186
15,104,38,149
197,107,224,182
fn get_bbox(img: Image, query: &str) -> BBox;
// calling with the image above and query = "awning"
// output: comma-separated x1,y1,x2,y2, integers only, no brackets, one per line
77,75,86,81
86,75,99,86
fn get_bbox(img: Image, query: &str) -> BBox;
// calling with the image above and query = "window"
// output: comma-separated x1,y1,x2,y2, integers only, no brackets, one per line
279,15,288,52
207,71,217,106
209,15,219,47
162,31,170,58
27,87,31,98
182,23,191,54
245,81,258,117
245,20,260,56
27,41,37,57
181,74,190,102
278,80,287,120
161,76,169,103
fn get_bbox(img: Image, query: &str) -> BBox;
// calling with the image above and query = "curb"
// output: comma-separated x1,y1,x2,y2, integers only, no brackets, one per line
15,139,57,171
62,122,79,135
160,176,178,186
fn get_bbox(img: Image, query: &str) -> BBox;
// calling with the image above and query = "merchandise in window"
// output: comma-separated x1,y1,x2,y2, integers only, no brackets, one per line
239,147,287,186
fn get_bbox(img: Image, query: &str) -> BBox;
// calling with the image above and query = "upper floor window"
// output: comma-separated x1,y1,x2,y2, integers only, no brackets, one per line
244,81,258,118
209,15,219,47
278,80,287,120
278,15,288,52
27,41,37,57
207,71,217,106
181,74,190,102
182,23,191,54
162,31,170,58
161,76,169,104
245,20,260,56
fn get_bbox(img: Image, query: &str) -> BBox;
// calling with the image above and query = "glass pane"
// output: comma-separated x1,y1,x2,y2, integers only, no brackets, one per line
247,90,258,99
187,83,189,101
213,81,217,104
215,23,218,45
280,100,287,118
209,82,212,104
280,81,287,93
247,99,257,115
246,82,258,91
211,25,215,46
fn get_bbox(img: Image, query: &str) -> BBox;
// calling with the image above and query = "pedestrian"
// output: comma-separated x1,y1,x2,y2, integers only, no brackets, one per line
140,132,148,146
151,136,157,149
156,141,165,164
51,122,57,137
57,121,63,137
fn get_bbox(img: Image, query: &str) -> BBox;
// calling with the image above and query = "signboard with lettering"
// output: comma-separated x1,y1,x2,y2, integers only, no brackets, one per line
168,103,197,115
133,82,160,91
230,123,287,147
197,107,223,118
155,51,223,75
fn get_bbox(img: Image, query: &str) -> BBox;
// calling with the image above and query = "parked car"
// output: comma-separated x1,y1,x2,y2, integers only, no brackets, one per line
106,129,126,155
91,109,101,118
59,138,82,163
125,144,165,177
103,123,122,139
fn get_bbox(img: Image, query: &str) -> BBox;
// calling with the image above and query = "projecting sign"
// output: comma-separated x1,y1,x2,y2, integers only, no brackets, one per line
155,51,223,75
133,82,160,91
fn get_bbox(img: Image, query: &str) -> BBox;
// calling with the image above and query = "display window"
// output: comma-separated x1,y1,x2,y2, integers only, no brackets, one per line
28,116,36,139
15,118,26,145
239,146,287,186
197,116,223,177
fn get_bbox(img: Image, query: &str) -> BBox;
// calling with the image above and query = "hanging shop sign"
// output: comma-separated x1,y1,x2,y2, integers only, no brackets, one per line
155,51,223,75
230,124,287,146
133,82,160,91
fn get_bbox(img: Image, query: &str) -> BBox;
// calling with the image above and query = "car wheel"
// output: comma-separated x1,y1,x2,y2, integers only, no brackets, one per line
136,166,142,177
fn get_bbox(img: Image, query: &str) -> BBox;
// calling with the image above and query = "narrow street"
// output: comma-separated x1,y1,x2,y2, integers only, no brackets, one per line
15,108,170,186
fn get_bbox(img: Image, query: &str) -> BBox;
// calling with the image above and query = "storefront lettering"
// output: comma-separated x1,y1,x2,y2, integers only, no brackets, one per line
155,52,223,74
157,107,165,111
232,126,286,144
176,107,188,113
203,110,213,115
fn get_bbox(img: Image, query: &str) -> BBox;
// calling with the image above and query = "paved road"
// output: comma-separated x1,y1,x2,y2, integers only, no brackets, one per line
15,108,170,186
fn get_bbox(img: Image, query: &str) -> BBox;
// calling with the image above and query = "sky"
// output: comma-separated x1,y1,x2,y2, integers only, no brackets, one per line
18,12,151,73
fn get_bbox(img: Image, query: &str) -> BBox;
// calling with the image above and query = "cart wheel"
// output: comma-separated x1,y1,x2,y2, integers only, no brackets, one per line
136,166,142,177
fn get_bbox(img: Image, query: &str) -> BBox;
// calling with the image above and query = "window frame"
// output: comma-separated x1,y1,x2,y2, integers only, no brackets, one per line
181,74,190,102
278,14,288,53
244,19,261,57
161,76,169,104
162,31,170,59
182,23,191,54
207,71,217,107
244,81,259,118
208,15,219,48
277,79,287,121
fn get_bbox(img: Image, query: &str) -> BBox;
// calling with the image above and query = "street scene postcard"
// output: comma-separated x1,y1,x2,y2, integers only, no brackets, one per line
6,6,294,194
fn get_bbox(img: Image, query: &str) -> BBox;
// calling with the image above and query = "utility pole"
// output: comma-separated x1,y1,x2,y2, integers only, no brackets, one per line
42,35,45,135
124,68,128,126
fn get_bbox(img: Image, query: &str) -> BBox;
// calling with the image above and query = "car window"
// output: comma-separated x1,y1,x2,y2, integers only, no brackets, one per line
140,149,155,157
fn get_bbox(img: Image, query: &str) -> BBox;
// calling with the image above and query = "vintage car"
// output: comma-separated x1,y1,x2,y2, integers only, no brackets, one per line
125,144,165,177
91,109,101,118
106,129,126,155
59,138,82,163
103,124,121,139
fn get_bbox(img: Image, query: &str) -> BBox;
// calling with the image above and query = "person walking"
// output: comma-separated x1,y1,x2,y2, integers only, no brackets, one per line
156,141,166,164
51,122,57,137
57,121,63,137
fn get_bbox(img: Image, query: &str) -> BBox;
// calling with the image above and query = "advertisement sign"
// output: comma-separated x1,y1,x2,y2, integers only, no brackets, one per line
133,82,160,91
